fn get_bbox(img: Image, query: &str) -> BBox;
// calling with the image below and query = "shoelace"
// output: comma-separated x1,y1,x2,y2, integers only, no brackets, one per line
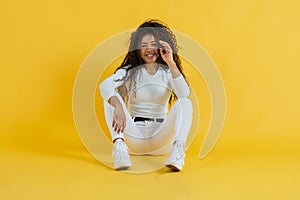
112,141,129,159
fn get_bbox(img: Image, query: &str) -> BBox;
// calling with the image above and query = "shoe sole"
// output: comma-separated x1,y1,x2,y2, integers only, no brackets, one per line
115,165,131,171
165,164,181,172
114,161,132,171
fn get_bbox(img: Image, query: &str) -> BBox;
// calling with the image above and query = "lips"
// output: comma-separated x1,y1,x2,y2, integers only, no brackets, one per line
145,52,156,58
142,50,158,63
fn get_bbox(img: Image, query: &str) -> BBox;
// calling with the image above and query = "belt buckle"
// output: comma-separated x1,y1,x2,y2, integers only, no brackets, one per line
146,118,154,123
155,118,164,123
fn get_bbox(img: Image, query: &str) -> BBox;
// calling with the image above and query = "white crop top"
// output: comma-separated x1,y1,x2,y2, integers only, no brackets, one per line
99,66,190,118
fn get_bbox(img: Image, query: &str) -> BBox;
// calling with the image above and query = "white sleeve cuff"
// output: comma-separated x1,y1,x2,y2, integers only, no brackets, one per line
170,74,190,98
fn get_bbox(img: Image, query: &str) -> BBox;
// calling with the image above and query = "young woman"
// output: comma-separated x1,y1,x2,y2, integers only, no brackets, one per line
99,19,193,171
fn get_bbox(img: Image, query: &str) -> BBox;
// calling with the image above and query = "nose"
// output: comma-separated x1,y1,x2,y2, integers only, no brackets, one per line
145,45,156,51
145,48,154,52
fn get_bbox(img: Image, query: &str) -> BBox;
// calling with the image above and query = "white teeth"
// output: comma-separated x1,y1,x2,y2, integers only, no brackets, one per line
145,53,155,57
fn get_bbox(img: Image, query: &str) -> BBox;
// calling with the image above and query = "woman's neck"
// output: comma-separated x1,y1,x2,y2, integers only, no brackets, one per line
144,63,159,75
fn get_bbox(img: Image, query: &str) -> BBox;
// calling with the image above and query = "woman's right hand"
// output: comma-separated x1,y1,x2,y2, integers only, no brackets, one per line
112,105,126,134
108,95,126,134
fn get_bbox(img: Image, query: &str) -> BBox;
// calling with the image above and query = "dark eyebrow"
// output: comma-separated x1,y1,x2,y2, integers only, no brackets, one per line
140,40,157,44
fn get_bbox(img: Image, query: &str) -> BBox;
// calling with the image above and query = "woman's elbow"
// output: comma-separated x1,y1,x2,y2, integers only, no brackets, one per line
177,88,190,99
99,80,108,99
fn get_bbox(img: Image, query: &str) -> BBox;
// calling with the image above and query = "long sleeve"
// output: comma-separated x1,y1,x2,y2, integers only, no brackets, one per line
169,74,190,98
99,69,126,101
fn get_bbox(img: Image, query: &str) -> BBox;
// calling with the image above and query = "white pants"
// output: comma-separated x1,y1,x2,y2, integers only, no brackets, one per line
103,94,193,155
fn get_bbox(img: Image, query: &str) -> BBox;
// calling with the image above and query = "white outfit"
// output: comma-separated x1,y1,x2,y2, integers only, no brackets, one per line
99,65,193,155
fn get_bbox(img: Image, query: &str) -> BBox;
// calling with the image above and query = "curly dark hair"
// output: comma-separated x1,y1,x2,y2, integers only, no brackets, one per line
115,19,188,105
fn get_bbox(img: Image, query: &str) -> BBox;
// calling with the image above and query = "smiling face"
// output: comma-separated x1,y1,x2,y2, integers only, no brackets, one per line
139,34,159,64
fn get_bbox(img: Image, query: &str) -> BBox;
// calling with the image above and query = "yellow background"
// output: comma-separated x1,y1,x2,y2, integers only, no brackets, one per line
1,0,300,199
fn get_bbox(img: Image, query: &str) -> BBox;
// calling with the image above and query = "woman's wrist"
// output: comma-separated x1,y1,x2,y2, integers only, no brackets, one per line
166,61,177,69
167,61,181,78
108,95,122,109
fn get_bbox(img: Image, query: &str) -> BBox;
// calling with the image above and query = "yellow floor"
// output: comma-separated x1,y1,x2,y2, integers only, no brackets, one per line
1,124,300,200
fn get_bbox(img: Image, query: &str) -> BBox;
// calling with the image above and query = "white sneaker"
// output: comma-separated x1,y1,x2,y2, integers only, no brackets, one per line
112,139,132,170
165,141,186,171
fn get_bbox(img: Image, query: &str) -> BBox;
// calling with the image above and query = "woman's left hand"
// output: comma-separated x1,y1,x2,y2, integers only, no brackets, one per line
159,40,175,66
